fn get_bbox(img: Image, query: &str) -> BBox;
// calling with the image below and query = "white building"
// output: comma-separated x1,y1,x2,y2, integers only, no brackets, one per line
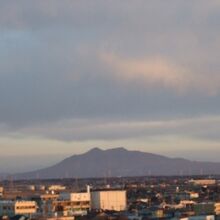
190,192,199,199
189,179,216,185
60,192,91,203
48,185,66,191
59,192,91,212
91,190,127,211
59,185,91,211
0,200,37,217
57,186,91,216
180,215,215,220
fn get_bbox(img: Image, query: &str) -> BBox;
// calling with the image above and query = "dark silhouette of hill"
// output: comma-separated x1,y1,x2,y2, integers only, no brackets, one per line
14,147,220,179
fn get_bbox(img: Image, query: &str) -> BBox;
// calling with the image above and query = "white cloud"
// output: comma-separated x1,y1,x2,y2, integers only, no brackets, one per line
100,53,190,92
100,53,220,95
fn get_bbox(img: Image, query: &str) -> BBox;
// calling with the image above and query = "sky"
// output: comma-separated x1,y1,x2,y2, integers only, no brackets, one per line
1,0,220,173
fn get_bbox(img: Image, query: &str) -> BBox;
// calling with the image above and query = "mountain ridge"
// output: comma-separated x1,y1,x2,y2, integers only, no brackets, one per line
13,147,220,179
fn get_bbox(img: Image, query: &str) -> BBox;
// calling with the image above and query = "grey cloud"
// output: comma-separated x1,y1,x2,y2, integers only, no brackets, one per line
3,116,220,143
0,0,220,143
0,41,220,128
1,1,220,33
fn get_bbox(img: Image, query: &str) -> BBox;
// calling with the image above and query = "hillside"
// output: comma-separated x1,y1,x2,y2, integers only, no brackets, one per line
14,147,220,179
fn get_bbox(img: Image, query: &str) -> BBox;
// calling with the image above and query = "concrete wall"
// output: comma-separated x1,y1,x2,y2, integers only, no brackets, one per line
91,191,127,211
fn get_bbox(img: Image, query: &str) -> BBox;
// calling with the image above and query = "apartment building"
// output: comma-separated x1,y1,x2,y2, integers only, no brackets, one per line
0,200,37,217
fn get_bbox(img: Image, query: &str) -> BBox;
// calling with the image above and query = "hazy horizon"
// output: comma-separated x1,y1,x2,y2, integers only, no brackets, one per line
1,1,220,173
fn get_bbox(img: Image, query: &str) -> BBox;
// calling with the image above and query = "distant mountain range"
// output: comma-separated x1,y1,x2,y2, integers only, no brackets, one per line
14,147,220,179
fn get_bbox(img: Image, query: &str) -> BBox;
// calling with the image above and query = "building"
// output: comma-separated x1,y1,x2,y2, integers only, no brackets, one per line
38,194,59,217
189,179,216,186
57,187,91,216
39,217,74,220
0,187,3,197
214,203,220,215
48,185,66,192
91,190,127,211
59,191,91,210
0,201,37,217
190,192,199,199
180,215,215,220
194,203,215,216
53,193,90,217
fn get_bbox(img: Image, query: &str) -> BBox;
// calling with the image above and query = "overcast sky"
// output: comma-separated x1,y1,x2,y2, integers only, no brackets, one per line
1,0,220,173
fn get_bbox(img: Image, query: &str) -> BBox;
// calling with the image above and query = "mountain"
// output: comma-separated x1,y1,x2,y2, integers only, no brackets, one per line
14,147,220,179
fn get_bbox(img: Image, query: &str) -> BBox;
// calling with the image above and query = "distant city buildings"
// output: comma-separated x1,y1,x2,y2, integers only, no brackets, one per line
0,177,220,220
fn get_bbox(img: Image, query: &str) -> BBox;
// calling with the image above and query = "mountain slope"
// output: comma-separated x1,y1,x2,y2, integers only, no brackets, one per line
14,147,220,179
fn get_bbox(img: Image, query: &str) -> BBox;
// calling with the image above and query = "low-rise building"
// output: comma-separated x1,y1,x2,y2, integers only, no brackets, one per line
48,185,66,192
0,187,3,197
194,203,214,216
59,192,91,210
58,186,91,215
189,179,216,186
91,190,127,211
190,192,199,199
38,217,74,220
214,203,220,215
0,200,37,217
180,215,215,220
